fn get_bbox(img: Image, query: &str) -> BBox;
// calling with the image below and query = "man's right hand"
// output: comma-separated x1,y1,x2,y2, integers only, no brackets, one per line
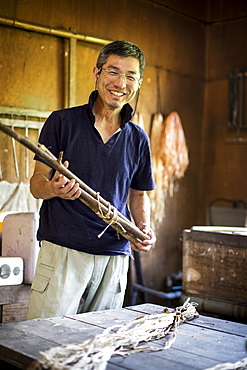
30,160,81,200
49,161,81,200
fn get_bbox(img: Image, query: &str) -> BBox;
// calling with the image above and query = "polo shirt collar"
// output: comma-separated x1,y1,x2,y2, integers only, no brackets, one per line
88,90,134,128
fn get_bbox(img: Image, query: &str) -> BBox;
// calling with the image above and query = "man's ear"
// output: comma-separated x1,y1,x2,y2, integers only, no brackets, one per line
93,67,99,82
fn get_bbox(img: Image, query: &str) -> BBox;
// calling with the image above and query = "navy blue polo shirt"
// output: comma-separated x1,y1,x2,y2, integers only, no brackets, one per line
35,91,155,256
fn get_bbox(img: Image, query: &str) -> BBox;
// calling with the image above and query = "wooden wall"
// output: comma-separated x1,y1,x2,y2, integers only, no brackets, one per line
0,0,246,303
198,1,247,224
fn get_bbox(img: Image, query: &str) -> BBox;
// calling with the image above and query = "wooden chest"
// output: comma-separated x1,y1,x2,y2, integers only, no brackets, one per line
182,227,247,320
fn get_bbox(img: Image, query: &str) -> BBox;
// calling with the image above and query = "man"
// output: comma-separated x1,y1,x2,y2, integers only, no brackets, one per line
27,40,156,320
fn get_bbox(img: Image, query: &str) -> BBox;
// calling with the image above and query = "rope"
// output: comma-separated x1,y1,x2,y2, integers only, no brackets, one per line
95,192,127,238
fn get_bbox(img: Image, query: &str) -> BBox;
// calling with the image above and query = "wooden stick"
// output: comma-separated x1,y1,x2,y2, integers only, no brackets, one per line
0,121,149,246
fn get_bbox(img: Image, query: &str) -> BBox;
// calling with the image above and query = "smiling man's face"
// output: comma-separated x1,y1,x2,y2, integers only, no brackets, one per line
94,55,141,111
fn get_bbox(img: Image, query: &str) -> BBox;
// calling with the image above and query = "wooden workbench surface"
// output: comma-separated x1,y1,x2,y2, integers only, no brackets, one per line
0,303,246,369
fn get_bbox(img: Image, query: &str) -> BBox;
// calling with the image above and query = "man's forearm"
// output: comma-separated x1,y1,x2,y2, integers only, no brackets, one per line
128,190,151,230
30,172,55,200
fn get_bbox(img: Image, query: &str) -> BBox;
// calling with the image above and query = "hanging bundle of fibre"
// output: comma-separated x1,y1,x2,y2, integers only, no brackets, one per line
159,112,189,197
149,112,165,231
132,111,145,131
30,298,198,370
149,112,189,231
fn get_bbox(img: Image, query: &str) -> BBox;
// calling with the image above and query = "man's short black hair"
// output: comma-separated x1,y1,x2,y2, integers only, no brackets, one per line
96,40,145,78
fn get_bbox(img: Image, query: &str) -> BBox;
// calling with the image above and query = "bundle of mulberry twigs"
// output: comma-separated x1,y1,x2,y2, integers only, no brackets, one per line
31,298,198,370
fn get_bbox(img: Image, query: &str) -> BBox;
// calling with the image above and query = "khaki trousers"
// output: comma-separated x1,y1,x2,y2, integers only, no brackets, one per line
26,241,129,320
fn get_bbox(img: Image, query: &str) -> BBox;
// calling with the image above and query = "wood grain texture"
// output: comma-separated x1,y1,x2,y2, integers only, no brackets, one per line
0,303,246,369
182,230,247,306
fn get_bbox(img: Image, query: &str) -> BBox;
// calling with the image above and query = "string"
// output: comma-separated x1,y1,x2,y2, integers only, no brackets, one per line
95,192,127,238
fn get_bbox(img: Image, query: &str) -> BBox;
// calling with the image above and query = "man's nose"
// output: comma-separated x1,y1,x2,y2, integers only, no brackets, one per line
114,75,127,88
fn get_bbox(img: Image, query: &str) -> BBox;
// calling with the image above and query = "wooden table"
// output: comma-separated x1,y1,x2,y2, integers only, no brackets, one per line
0,303,246,369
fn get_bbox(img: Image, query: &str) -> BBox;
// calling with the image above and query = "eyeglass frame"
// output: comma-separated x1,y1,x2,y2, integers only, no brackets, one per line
99,67,141,84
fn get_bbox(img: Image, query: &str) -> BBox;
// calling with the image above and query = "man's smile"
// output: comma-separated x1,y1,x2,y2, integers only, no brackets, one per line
109,90,127,97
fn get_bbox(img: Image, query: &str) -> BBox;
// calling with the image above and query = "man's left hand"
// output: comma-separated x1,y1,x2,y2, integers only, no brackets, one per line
130,227,156,253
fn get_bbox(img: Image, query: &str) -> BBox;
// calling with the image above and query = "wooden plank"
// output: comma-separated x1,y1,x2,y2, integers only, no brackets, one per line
108,347,219,370
0,325,59,368
0,284,30,305
186,313,247,337
174,323,246,360
4,315,103,345
0,317,106,368
66,306,150,329
184,229,247,248
68,36,77,107
125,302,165,315
2,302,29,323
0,284,31,323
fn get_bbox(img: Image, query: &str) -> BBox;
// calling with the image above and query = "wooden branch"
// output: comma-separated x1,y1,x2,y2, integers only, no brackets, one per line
0,121,149,246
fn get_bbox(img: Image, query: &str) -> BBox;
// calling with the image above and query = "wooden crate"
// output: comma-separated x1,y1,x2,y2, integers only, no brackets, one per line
0,284,31,323
182,228,247,318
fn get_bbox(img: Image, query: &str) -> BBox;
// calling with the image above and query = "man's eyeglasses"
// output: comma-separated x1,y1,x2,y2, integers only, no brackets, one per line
100,68,140,84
